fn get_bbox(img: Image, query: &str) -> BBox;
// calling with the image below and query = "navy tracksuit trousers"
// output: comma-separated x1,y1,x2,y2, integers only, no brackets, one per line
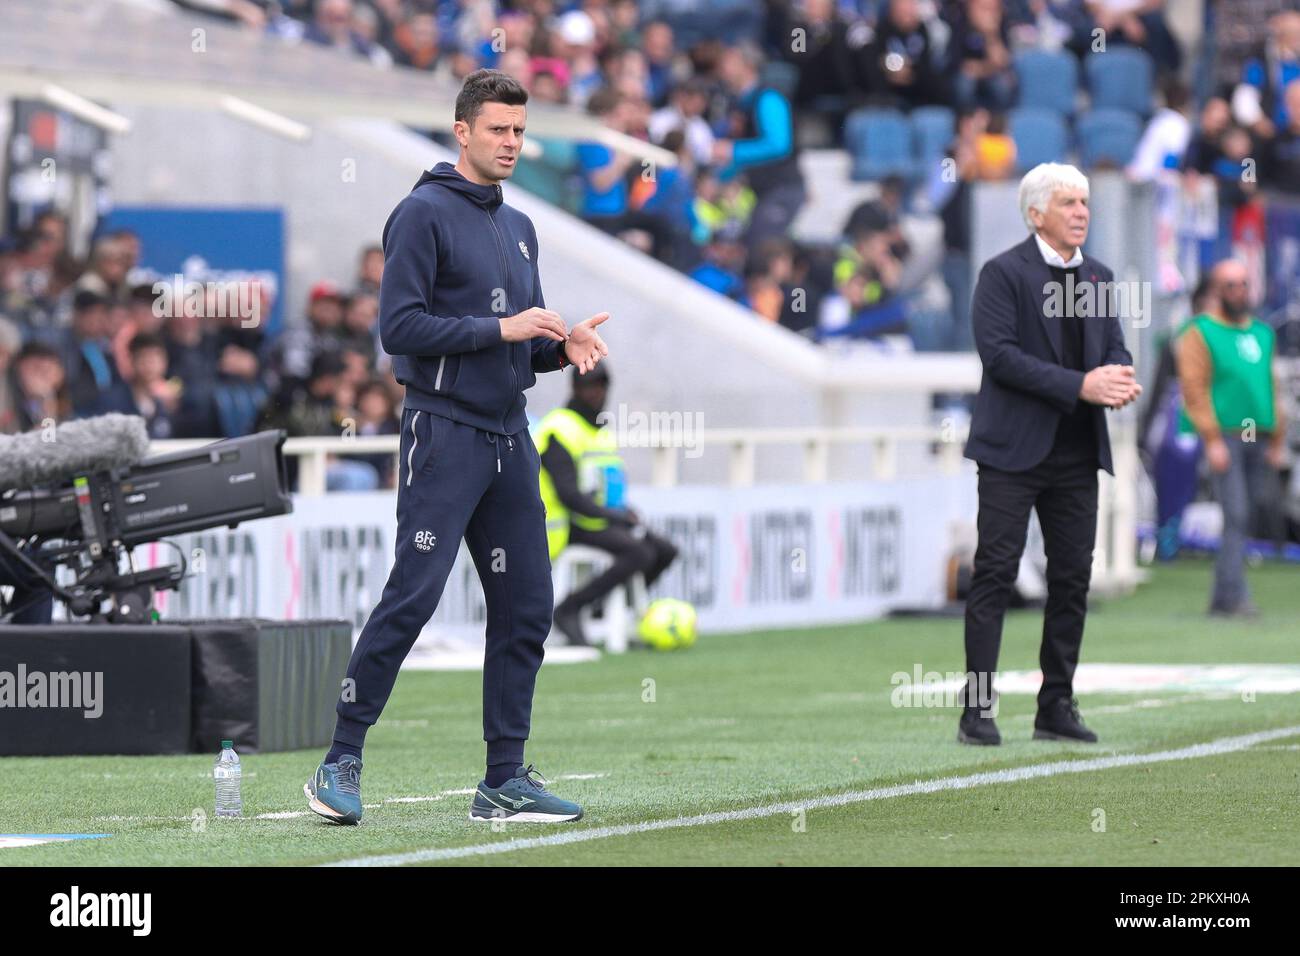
333,406,553,767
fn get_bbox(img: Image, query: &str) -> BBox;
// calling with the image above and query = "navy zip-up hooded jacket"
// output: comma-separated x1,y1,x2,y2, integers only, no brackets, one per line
378,161,567,434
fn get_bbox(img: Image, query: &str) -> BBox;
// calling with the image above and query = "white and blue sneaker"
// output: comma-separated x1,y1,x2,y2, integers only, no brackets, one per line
469,764,583,823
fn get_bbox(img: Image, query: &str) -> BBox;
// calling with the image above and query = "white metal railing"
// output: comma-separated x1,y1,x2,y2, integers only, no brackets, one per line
148,421,1141,593
149,426,971,495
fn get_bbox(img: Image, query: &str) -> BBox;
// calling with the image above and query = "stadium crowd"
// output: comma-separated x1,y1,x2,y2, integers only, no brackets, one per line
0,223,401,489
3,1,1296,488
166,1,1297,349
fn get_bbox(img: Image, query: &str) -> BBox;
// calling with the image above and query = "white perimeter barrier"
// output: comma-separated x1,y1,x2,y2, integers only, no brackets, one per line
140,425,1139,647
138,476,979,644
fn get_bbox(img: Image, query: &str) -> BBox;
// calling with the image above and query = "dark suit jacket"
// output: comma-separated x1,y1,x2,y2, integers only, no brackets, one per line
963,235,1133,475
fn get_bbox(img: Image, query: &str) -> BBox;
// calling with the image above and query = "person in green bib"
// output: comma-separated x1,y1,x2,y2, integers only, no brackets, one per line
1175,259,1287,617
536,364,679,646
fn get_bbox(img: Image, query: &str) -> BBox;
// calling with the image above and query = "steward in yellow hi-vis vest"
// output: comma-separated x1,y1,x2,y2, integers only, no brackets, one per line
534,365,680,646
536,406,623,560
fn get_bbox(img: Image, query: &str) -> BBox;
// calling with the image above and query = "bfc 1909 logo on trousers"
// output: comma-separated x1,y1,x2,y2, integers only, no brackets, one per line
413,530,437,553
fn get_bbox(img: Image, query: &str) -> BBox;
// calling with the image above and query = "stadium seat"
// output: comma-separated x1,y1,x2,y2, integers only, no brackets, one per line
1008,108,1070,172
551,545,648,653
845,108,913,181
911,106,956,173
1084,48,1154,115
1076,108,1144,168
1013,50,1079,115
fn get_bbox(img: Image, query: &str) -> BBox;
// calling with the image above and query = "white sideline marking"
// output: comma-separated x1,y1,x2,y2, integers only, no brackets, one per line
322,725,1300,867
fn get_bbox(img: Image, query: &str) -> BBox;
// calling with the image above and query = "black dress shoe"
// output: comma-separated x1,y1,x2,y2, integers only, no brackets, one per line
1033,697,1098,742
957,708,1001,746
552,601,589,647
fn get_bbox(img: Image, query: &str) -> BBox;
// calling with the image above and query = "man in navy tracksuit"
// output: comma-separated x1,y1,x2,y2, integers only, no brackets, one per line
306,69,609,825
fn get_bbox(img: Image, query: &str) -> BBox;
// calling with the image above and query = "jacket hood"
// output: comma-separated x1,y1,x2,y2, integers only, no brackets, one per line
412,161,503,209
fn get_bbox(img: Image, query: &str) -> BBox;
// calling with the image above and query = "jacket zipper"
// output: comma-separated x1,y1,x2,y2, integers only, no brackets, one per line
485,205,518,433
434,355,446,390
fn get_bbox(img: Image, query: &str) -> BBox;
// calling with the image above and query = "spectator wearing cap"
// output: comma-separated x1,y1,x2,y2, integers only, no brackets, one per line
555,9,605,109
269,279,346,394
530,63,569,104
59,290,120,417
93,333,181,439
712,43,806,254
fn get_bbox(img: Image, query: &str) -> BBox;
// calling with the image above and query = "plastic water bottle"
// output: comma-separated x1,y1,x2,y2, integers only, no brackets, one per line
214,739,242,818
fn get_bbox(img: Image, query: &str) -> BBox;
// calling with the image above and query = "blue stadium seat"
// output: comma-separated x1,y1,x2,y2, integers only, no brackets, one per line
845,108,913,181
1084,48,1154,115
1013,50,1079,115
1008,108,1070,172
911,106,955,175
1076,108,1143,168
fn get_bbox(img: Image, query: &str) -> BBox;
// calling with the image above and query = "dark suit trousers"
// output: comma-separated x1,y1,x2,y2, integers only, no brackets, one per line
964,452,1098,713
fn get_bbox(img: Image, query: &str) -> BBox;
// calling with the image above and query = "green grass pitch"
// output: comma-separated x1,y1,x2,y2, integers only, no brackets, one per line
3,561,1298,866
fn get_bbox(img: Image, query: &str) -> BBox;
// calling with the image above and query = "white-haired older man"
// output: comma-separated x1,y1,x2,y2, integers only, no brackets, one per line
958,163,1142,746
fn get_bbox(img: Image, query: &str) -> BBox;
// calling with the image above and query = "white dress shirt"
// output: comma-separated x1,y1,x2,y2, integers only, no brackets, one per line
1034,231,1083,268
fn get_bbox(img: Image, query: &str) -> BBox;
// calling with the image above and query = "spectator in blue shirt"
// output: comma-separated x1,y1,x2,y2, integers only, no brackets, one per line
577,89,679,263
712,43,806,254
